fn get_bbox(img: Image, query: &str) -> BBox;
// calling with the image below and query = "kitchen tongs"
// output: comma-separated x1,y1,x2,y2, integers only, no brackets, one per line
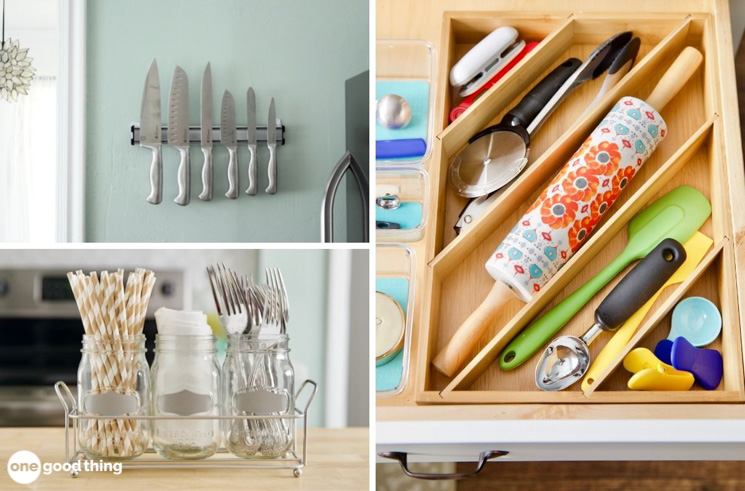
525,31,638,134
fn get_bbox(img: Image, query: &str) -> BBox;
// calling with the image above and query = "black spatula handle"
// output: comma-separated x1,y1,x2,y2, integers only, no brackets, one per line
595,238,686,331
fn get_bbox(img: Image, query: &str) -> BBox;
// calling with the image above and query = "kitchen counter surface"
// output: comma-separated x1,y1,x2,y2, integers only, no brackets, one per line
0,427,369,490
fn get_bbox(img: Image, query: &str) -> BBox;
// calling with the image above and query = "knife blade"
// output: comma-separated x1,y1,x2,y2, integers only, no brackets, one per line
221,89,239,199
140,59,162,205
198,62,213,201
245,87,258,195
168,66,190,206
266,98,277,194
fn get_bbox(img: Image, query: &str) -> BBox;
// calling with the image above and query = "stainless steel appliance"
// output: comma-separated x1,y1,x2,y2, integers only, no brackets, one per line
0,268,185,426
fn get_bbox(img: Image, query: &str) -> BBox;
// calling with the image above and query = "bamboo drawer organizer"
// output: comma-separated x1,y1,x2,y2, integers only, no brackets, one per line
380,10,745,408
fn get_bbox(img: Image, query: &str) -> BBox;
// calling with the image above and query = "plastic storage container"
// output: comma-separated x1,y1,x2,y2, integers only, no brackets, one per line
376,166,430,242
375,244,417,397
376,39,436,166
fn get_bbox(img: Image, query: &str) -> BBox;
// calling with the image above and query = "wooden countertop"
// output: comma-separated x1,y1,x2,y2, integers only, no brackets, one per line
0,427,369,490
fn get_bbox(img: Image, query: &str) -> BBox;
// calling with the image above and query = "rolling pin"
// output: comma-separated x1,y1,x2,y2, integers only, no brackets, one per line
432,47,703,378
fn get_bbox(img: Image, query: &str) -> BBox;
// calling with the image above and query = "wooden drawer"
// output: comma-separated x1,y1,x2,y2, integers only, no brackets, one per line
376,0,745,428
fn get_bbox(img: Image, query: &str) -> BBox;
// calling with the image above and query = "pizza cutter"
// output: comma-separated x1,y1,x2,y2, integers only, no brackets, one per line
449,31,635,200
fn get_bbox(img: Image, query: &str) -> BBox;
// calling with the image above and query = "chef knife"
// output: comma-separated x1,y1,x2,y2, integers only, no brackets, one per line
198,62,213,201
168,66,190,206
221,90,239,199
245,87,258,195
266,98,277,194
140,59,162,205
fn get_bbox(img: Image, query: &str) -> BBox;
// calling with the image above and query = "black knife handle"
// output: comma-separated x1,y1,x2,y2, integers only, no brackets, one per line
595,238,686,332
503,58,582,130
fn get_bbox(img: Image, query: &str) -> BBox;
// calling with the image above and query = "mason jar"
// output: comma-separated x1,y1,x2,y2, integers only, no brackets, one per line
151,334,221,459
77,334,150,460
223,333,295,459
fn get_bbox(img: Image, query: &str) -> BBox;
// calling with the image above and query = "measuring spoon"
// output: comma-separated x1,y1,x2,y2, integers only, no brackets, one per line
536,238,686,391
669,296,722,346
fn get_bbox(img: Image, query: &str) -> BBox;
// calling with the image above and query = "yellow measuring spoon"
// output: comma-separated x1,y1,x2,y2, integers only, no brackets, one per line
581,231,712,393
623,348,694,390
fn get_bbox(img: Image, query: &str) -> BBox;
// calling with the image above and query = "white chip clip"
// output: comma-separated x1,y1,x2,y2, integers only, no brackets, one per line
450,26,524,97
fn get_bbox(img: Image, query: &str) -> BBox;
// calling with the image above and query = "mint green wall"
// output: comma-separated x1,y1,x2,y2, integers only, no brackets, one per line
85,0,368,242
257,249,328,428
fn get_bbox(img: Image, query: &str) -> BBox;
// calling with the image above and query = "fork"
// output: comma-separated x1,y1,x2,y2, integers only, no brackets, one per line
206,263,248,337
207,264,260,455
265,267,289,333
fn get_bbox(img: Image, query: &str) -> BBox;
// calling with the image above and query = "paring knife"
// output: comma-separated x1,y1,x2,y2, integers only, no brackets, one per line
245,87,258,195
221,90,239,199
140,59,162,205
198,62,213,201
168,66,190,206
266,98,277,194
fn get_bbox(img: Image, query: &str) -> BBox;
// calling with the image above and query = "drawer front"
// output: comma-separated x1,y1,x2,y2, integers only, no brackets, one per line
378,420,745,462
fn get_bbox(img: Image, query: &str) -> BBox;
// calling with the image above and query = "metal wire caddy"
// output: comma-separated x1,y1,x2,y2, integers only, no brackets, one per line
54,379,318,478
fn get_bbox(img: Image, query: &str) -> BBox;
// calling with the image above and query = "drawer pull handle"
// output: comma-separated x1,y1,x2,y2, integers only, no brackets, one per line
378,450,508,480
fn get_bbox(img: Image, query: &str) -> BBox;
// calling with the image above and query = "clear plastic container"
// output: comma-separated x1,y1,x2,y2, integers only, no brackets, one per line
375,244,416,397
376,166,430,241
77,334,150,460
151,334,221,460
223,333,294,459
376,39,436,166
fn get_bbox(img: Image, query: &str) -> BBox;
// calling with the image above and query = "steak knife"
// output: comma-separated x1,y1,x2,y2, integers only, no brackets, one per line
168,66,190,206
245,87,257,195
198,62,213,201
266,98,277,194
221,90,239,198
140,59,162,204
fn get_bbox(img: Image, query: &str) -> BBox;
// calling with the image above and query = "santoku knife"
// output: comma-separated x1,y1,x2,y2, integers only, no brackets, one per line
245,87,258,195
168,66,190,206
140,59,162,204
266,98,277,194
198,62,213,201
221,90,239,199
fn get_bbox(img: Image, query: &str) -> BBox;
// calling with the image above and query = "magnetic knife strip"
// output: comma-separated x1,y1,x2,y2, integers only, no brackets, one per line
130,121,286,146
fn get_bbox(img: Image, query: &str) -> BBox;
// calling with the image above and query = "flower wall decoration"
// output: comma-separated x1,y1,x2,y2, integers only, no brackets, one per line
0,38,35,101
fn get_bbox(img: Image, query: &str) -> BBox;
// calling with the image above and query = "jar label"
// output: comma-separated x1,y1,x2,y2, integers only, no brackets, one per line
234,389,290,414
157,390,213,416
84,391,139,416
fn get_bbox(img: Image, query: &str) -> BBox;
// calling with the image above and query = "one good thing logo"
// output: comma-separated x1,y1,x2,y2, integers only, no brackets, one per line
6,450,123,483
6,451,41,484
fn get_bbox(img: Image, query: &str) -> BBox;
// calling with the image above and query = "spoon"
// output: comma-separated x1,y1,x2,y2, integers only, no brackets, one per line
536,238,686,391
668,296,722,346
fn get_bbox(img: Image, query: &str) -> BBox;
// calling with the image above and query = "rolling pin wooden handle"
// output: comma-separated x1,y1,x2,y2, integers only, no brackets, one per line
432,281,515,378
645,47,703,110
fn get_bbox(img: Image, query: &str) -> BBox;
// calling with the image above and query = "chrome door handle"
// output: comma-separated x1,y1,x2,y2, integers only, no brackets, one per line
321,151,369,243
377,450,508,480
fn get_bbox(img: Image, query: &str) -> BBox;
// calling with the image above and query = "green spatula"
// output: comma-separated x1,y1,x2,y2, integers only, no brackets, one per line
499,185,711,370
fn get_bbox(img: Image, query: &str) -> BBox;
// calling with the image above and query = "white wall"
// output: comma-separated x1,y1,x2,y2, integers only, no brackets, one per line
4,0,58,77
